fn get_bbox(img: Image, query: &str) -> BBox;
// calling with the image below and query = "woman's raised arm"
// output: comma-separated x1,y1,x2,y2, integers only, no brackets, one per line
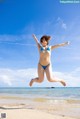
32,34,41,49
51,41,70,50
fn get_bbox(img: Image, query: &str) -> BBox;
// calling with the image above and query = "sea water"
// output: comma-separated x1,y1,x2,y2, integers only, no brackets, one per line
0,87,80,100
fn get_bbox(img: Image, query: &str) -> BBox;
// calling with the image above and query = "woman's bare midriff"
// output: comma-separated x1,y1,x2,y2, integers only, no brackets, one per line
39,52,51,66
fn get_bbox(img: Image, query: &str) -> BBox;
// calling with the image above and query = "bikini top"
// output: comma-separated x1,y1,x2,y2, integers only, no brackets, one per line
40,46,51,54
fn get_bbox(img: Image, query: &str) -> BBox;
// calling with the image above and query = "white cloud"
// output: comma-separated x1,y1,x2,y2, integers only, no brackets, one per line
25,66,80,87
62,23,67,29
0,34,36,47
57,17,67,30
54,70,80,87
0,68,37,87
0,35,18,42
0,67,80,87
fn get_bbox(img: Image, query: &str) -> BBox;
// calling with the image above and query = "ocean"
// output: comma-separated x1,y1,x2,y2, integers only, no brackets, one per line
0,87,80,100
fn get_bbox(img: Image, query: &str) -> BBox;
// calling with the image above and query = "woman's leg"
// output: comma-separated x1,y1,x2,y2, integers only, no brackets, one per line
29,63,44,86
45,64,66,86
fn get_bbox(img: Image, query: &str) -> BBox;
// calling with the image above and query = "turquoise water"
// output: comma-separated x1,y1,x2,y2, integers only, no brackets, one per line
0,87,80,100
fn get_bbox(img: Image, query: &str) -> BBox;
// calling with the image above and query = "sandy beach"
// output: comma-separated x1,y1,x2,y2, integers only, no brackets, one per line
0,87,80,119
0,97,80,119
0,106,77,119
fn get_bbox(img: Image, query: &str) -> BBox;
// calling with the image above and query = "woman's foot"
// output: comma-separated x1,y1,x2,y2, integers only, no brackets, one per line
29,79,34,87
60,80,66,86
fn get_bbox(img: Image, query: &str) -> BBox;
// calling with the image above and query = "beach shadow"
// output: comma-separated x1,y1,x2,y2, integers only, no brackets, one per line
0,106,24,110
0,106,34,110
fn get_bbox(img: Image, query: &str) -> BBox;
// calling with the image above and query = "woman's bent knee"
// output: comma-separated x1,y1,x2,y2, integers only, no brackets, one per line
47,77,55,82
38,79,44,83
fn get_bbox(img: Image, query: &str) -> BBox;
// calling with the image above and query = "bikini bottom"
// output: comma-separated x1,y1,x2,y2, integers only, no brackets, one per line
39,63,50,70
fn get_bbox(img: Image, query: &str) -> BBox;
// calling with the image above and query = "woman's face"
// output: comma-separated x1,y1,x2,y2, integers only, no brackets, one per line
41,38,47,47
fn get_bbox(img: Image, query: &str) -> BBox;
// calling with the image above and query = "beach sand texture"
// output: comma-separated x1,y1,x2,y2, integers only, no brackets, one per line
0,108,76,119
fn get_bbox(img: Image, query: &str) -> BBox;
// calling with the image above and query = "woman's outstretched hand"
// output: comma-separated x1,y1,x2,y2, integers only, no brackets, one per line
32,34,40,47
64,41,70,46
32,34,36,38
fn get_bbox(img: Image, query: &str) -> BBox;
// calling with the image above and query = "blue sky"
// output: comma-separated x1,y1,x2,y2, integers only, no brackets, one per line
0,0,80,87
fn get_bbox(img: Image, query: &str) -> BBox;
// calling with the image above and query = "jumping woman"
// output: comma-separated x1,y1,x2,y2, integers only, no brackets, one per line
29,34,70,86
